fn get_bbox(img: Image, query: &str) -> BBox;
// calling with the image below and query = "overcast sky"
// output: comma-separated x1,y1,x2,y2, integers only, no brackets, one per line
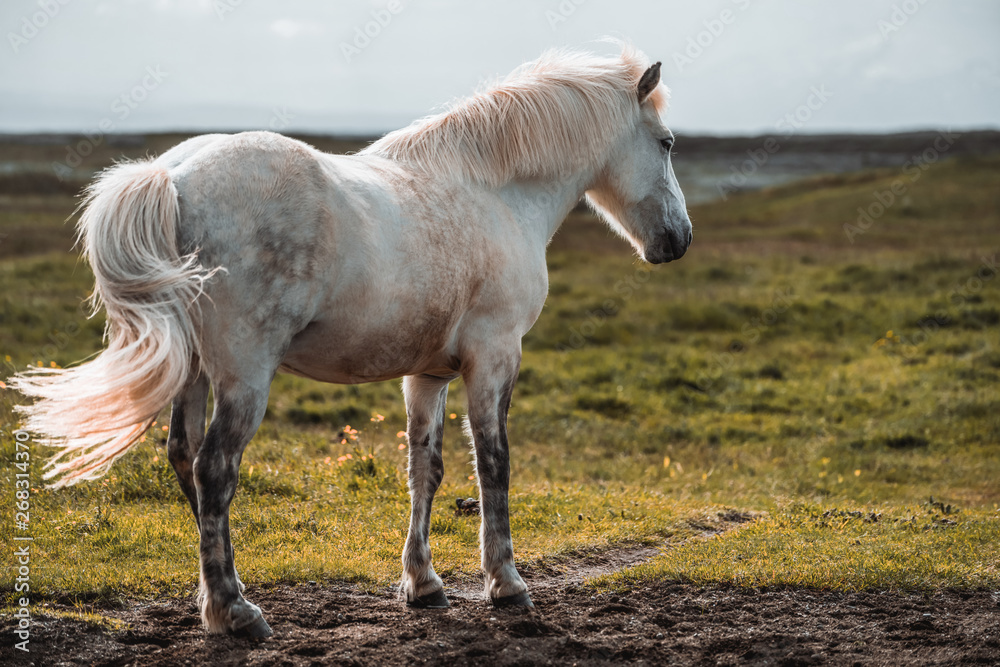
1,0,997,136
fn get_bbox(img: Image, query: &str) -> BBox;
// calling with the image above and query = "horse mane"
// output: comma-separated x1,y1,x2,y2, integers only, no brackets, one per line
360,43,667,187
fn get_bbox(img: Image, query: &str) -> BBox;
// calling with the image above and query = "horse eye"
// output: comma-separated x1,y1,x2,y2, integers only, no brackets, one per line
659,137,674,151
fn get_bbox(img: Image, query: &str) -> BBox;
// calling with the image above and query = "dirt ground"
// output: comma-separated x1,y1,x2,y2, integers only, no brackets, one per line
4,545,999,667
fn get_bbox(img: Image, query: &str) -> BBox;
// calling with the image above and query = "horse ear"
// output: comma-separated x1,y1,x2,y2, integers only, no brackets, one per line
637,62,661,104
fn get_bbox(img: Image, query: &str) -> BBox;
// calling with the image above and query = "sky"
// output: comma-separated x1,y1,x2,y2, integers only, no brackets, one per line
1,0,998,136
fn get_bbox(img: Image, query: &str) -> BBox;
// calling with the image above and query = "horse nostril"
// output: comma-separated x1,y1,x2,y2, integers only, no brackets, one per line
687,230,693,245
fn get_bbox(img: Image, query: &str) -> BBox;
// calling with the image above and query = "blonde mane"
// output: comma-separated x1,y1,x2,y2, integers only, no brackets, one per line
361,44,667,187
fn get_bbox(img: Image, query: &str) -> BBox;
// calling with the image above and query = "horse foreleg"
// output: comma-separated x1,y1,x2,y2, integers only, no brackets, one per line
194,383,272,637
400,374,451,607
465,353,533,608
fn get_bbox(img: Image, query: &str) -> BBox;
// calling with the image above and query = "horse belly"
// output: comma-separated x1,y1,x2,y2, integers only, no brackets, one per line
279,308,460,384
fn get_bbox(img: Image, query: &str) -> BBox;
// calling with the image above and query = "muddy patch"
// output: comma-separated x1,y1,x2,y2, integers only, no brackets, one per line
4,529,998,667
4,583,998,666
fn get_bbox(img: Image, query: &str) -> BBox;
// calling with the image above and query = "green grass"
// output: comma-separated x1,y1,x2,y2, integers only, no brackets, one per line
1,153,999,606
602,503,1000,592
0,604,129,631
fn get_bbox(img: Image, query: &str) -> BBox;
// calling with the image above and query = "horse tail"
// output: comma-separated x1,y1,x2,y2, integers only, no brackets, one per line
9,161,220,488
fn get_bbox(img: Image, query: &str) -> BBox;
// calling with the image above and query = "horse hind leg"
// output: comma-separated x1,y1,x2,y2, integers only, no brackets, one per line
167,371,246,594
167,371,209,529
194,378,272,637
400,374,451,608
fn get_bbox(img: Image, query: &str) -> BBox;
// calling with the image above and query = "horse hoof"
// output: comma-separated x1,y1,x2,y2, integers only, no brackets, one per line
235,616,273,639
492,591,534,609
407,589,451,609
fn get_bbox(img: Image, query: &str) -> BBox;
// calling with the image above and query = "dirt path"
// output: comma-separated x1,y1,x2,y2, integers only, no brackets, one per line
4,537,998,666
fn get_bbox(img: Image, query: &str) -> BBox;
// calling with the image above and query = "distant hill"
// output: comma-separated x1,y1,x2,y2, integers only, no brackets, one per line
1,130,998,204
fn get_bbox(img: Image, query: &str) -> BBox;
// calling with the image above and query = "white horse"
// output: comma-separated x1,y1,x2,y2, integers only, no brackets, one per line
11,44,691,637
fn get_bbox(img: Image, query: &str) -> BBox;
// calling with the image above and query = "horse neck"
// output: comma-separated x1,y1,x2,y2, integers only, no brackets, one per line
498,167,598,246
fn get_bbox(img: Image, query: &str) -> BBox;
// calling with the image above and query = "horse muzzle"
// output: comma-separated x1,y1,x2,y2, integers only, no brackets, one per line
645,226,692,264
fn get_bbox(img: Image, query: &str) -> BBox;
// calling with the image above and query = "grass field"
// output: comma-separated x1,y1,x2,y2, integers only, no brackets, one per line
1,149,998,609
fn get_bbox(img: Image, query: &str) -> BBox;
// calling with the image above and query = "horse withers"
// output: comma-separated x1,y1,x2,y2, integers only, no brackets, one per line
11,44,692,637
